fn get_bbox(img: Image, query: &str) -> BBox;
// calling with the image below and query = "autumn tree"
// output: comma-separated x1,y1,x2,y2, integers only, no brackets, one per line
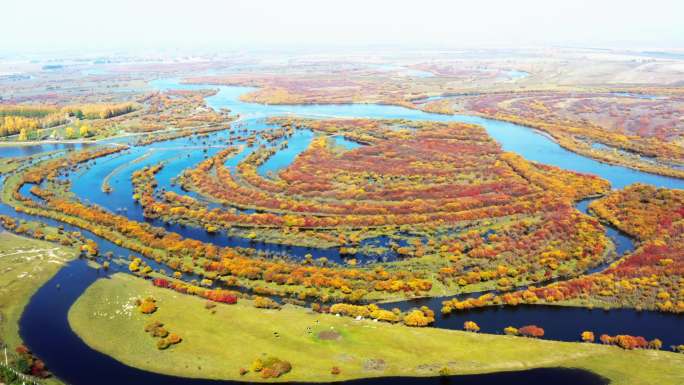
581,331,595,343
518,325,545,338
463,320,480,332
503,326,519,336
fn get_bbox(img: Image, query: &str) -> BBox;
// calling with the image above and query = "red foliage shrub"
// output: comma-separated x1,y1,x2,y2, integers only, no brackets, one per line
518,325,545,338
615,335,648,350
152,278,170,288
205,290,238,304
599,334,648,349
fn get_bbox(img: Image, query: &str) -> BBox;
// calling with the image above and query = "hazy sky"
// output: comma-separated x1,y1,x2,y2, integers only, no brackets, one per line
3,0,683,52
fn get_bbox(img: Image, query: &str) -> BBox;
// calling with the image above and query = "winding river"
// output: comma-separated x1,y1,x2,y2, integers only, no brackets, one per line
3,78,684,385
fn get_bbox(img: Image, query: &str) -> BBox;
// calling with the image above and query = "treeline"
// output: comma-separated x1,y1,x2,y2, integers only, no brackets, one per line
0,105,57,118
0,111,67,138
63,102,136,120
1,105,63,139
0,102,137,139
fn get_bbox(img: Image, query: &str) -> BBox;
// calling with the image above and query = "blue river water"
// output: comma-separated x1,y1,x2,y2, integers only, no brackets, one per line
0,142,95,158
332,135,363,150
152,78,684,190
2,77,683,385
258,129,314,178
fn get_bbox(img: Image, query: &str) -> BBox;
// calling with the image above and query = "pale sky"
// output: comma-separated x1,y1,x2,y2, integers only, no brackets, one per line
3,0,683,52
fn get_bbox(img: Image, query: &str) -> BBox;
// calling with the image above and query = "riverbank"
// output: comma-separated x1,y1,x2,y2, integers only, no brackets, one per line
450,107,684,180
468,112,684,180
101,151,152,194
69,273,684,384
187,78,684,181
0,121,237,150
0,232,76,385
0,232,76,347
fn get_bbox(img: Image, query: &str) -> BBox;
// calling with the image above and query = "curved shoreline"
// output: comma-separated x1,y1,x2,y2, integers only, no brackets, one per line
3,79,684,384
67,272,620,384
477,113,684,180
213,84,684,181
100,151,148,193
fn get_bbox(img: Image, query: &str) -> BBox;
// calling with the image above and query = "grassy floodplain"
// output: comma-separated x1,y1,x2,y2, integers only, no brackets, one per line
0,232,77,348
0,231,77,385
69,273,684,384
